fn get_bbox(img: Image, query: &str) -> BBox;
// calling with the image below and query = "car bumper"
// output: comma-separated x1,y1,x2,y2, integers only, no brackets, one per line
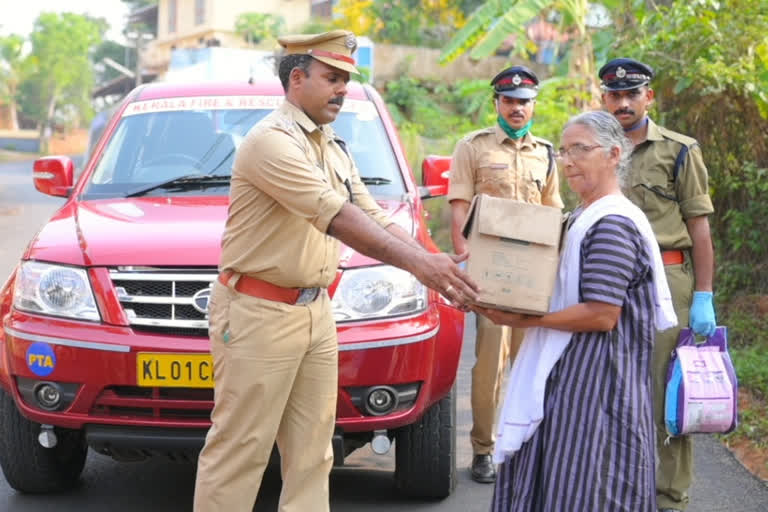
1,303,463,433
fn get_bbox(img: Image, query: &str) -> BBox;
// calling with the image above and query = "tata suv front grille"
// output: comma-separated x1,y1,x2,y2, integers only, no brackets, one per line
109,267,217,337
91,386,214,421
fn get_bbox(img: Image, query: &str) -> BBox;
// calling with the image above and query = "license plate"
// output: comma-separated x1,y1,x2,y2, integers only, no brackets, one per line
136,353,214,388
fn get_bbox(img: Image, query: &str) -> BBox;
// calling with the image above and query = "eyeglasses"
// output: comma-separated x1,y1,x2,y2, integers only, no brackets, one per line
557,144,602,160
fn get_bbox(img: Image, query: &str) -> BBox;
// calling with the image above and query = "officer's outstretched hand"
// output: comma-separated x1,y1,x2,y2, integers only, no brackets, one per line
410,251,479,307
689,291,717,337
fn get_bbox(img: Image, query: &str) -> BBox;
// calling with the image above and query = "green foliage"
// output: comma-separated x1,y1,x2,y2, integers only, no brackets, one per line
21,12,103,139
729,343,768,445
235,12,285,45
297,18,336,35
0,34,29,128
384,75,480,140
722,395,768,449
614,0,768,298
335,0,466,48
469,0,551,61
439,0,517,64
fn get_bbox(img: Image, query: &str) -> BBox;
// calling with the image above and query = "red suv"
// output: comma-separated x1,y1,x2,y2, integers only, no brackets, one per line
0,80,462,498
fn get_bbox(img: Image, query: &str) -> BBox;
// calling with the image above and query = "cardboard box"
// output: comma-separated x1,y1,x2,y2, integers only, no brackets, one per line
462,194,564,315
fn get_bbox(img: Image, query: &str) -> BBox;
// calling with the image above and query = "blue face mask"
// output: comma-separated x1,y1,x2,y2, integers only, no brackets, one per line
498,115,533,140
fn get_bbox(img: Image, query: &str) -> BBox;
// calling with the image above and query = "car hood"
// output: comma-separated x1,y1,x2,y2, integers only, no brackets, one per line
27,196,414,268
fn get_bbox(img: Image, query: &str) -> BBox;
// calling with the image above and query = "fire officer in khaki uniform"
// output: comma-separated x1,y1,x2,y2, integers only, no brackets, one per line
447,65,564,483
600,57,716,512
193,30,478,512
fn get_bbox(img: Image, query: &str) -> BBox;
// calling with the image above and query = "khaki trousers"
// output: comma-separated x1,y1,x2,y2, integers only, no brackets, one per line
654,257,695,510
194,280,338,512
470,314,525,455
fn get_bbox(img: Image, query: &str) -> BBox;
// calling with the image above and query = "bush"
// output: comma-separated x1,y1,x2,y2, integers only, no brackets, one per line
615,0,768,302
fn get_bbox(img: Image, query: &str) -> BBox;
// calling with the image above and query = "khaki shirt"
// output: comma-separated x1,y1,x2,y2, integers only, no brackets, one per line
446,125,563,208
623,119,714,250
220,101,391,288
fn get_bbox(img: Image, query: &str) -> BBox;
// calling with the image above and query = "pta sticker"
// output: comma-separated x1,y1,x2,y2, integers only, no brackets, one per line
26,342,56,377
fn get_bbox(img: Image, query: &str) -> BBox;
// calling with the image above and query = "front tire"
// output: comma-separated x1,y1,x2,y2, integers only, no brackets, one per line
394,385,457,499
0,388,87,493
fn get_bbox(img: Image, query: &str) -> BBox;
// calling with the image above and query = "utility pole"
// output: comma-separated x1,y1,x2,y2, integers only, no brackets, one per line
125,31,154,87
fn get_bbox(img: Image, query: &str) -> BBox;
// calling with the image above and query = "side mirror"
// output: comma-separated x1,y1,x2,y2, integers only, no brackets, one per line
419,155,451,199
33,156,74,197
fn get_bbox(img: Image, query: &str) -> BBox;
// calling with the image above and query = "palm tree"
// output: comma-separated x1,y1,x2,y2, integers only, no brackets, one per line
440,0,617,108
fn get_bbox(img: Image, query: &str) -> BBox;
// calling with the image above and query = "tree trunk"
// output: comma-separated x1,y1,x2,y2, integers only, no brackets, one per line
567,29,601,110
40,91,58,155
8,100,18,131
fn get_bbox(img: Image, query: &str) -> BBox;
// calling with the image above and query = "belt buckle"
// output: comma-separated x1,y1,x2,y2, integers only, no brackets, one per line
295,287,320,305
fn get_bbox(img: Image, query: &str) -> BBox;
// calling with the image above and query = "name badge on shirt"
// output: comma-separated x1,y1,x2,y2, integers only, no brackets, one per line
488,163,508,170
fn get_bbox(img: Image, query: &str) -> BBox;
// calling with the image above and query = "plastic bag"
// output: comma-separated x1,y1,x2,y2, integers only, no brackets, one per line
664,327,738,436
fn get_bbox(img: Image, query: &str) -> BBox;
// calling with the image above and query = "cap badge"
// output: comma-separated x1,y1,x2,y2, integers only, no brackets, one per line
345,34,357,49
512,74,522,86
616,67,627,79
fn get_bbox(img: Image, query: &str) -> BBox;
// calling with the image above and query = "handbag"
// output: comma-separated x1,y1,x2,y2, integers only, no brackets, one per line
664,326,738,436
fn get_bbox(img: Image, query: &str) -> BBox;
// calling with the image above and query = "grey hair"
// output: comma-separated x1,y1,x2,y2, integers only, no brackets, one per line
563,110,634,186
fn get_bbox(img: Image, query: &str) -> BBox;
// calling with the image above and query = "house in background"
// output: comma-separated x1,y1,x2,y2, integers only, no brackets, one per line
94,0,335,99
311,0,337,18
143,0,327,78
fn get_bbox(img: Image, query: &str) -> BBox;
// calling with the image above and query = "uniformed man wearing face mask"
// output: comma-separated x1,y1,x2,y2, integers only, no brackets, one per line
447,65,564,484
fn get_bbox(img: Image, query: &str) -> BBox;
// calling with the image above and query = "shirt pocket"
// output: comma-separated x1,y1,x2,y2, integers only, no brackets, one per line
633,164,677,214
521,151,549,203
476,151,512,196
525,166,549,203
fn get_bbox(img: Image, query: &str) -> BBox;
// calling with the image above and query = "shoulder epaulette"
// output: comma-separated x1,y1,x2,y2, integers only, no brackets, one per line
658,126,697,148
657,127,699,182
531,135,553,147
265,110,297,135
463,127,496,142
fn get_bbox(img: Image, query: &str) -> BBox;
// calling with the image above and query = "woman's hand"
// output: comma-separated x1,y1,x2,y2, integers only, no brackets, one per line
471,306,539,327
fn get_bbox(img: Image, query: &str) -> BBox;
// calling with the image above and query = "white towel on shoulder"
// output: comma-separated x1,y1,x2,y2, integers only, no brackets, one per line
492,193,677,464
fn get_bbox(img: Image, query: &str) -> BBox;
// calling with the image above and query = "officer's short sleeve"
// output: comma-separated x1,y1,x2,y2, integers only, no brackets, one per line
447,137,476,203
676,144,714,219
236,129,347,234
348,160,392,229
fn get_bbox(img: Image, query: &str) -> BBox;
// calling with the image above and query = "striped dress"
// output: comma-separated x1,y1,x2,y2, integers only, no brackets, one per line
491,214,657,512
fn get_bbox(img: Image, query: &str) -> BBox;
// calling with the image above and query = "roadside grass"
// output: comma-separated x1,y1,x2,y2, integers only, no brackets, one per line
718,298,768,478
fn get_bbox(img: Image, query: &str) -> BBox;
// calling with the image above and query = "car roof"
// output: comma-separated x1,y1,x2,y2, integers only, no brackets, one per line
133,79,370,102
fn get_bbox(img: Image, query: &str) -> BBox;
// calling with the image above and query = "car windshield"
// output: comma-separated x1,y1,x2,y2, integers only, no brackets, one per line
83,95,406,199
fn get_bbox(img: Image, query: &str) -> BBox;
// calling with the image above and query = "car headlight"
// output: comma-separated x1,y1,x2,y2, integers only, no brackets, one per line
332,265,427,322
13,261,100,321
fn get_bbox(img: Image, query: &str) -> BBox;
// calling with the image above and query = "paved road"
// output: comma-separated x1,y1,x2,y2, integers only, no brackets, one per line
0,157,766,511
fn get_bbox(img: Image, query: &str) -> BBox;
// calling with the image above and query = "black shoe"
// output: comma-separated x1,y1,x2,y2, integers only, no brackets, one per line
471,454,496,483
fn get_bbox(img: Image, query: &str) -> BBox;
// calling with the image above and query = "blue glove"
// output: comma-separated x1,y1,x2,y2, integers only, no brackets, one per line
689,291,716,337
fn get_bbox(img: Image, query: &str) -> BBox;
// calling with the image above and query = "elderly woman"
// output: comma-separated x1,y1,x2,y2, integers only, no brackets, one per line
475,111,677,512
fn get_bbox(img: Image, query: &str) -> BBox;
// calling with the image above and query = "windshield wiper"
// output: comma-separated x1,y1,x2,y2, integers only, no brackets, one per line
361,177,392,185
124,174,232,198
